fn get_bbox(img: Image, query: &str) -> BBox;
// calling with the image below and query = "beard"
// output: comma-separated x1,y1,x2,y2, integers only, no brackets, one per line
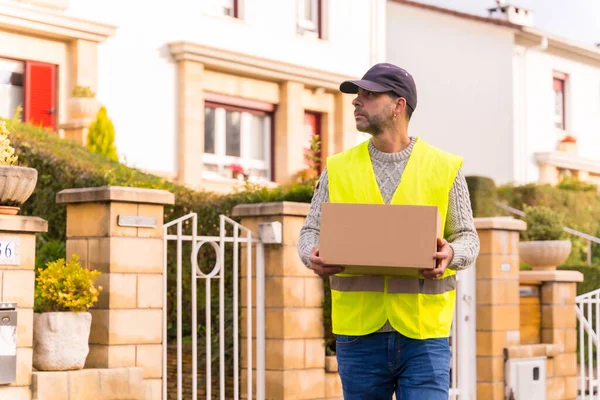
356,111,394,136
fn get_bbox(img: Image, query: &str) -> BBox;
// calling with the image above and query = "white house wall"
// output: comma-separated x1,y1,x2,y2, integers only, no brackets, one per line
522,46,600,182
386,2,516,184
64,0,381,178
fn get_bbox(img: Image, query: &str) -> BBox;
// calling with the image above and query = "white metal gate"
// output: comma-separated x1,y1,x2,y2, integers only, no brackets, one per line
163,213,266,400
576,289,600,399
451,266,477,400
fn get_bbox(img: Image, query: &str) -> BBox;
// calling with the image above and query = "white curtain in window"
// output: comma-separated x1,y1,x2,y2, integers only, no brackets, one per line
203,106,272,181
0,58,24,120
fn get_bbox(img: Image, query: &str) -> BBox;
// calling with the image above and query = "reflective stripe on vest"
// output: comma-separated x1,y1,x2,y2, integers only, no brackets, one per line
330,275,457,294
326,136,463,340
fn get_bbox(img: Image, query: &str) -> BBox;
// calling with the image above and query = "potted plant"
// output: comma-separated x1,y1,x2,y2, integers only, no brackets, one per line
519,205,572,270
32,254,102,371
67,85,100,121
229,163,247,180
0,120,38,215
558,134,578,154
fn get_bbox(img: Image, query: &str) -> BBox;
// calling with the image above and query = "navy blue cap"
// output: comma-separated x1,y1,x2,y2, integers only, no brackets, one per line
340,63,417,111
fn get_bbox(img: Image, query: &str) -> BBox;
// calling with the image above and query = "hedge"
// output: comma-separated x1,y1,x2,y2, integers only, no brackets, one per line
465,176,498,217
467,176,600,265
5,119,315,370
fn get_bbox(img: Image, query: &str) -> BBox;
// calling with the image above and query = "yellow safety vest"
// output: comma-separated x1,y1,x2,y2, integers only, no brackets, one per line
326,136,463,340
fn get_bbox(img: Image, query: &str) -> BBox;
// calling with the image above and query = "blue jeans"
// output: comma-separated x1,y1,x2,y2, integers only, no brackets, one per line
335,331,451,400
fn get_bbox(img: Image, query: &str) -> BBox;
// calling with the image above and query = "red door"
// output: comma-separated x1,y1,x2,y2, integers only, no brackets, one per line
304,112,321,172
25,61,56,130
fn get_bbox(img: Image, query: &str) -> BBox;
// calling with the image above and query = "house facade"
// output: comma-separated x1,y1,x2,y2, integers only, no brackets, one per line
0,0,115,131
387,0,600,187
1,0,385,193
50,0,382,193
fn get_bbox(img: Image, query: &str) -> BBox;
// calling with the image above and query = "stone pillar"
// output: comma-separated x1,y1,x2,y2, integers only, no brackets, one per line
60,120,90,147
520,269,582,400
176,60,205,187
70,39,99,94
275,82,305,184
474,217,525,400
232,202,329,400
0,215,48,399
56,186,174,399
539,164,560,185
60,39,99,145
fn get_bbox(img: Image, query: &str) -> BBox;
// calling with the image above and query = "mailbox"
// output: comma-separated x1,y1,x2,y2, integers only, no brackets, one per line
258,221,282,244
0,302,17,385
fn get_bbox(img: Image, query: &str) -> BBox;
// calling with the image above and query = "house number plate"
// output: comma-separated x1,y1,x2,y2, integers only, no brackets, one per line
117,215,157,228
0,237,20,266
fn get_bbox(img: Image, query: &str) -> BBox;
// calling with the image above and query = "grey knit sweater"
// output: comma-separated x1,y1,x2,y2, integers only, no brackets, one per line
297,136,480,332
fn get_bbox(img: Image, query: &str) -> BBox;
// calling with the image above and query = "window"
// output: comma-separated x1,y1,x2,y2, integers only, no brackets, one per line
0,58,24,120
208,0,238,18
553,72,566,130
297,0,321,38
0,57,56,129
203,102,272,181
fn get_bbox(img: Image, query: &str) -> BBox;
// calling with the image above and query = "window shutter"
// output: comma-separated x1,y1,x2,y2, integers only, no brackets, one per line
25,61,56,130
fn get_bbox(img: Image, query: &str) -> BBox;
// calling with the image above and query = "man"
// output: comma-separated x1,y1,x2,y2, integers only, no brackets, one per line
297,63,480,400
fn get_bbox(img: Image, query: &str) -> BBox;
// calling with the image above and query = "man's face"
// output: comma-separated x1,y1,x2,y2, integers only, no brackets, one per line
352,88,397,135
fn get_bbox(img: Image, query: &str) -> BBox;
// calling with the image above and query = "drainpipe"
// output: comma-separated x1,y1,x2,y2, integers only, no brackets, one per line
521,35,548,183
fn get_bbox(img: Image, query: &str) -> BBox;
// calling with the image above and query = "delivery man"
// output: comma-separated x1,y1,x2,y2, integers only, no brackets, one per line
297,63,480,400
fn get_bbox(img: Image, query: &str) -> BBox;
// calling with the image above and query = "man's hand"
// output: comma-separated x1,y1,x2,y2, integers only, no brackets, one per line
308,246,345,278
421,238,454,280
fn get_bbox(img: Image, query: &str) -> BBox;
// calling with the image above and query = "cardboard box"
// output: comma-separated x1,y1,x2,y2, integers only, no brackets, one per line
319,203,442,276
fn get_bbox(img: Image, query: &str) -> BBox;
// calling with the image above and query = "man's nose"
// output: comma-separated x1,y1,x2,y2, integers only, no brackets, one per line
352,96,361,107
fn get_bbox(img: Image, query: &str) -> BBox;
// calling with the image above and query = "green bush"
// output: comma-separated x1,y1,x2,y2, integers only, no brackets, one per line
87,106,118,161
499,182,600,265
465,175,497,217
557,175,598,192
520,205,568,241
35,254,102,313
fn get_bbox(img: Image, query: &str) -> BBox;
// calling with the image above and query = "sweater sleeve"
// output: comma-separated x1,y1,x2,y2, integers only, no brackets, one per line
445,168,480,270
297,168,329,268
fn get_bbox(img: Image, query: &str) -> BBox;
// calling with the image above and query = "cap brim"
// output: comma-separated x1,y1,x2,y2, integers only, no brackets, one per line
340,80,390,94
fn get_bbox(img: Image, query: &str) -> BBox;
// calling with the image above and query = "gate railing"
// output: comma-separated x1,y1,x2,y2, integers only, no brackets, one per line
576,289,600,399
163,213,266,400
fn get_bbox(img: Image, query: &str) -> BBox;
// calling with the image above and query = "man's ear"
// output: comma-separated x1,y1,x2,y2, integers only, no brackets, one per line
394,97,407,116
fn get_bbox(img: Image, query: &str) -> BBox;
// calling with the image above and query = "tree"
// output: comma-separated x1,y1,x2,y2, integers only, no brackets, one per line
87,106,118,161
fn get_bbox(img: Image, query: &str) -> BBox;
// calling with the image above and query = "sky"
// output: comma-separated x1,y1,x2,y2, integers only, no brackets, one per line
412,0,600,47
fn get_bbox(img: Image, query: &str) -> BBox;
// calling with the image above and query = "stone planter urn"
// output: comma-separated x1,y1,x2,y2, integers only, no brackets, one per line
0,166,38,215
519,240,572,271
67,97,100,121
32,312,92,371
